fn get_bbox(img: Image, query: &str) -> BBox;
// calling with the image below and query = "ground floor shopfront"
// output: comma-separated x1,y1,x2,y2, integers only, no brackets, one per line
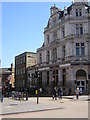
35,63,89,95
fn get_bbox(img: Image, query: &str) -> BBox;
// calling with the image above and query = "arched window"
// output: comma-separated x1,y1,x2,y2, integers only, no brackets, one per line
76,69,86,80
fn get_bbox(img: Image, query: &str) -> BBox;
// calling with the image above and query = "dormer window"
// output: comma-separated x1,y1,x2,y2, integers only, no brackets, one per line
76,9,78,16
79,9,82,16
76,9,82,17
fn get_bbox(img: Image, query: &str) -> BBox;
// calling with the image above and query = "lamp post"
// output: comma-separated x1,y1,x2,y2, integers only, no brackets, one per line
35,66,39,104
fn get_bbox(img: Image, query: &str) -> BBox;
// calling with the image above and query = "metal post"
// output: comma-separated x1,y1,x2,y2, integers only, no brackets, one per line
37,70,39,104
35,66,39,104
37,90,38,104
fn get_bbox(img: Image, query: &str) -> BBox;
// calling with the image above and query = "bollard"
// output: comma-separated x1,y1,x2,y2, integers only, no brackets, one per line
36,90,39,104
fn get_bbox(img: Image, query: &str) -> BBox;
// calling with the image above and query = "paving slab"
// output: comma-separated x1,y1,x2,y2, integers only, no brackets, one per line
0,95,89,115
1,97,62,115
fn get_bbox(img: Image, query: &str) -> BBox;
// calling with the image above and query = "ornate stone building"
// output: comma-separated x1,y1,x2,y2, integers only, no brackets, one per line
36,2,90,95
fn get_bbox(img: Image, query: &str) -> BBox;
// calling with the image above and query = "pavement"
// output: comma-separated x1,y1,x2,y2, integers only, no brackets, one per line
0,95,89,115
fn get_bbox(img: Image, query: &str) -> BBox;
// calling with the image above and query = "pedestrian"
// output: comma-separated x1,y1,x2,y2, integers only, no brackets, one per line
52,87,57,100
56,87,58,98
0,90,3,103
1,94,3,103
79,87,82,96
25,88,28,101
52,88,55,100
39,88,42,94
1,88,4,103
75,87,79,100
19,92,21,101
58,87,63,99
26,92,28,101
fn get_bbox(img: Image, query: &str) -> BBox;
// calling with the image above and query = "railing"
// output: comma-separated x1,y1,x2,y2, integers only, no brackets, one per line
43,34,89,47
37,55,90,67
60,33,89,41
65,55,89,65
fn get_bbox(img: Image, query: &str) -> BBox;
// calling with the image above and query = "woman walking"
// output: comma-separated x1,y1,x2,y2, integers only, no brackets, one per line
75,87,79,100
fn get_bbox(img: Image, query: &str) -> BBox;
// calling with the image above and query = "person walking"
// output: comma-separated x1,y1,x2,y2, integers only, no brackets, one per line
1,88,4,103
52,87,57,100
79,87,82,95
75,87,79,100
58,87,63,99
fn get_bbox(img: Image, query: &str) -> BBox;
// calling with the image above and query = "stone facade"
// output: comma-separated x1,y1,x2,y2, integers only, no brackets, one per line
15,52,37,90
36,2,90,95
27,65,36,88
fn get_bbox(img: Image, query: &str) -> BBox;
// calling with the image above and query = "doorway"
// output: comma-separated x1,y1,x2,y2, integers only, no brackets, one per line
76,69,87,91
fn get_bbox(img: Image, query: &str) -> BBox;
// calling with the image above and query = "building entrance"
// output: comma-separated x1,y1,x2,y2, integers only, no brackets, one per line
77,80,86,90
76,69,87,92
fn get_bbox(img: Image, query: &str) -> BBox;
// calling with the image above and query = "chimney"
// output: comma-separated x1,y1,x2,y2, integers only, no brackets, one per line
11,63,14,73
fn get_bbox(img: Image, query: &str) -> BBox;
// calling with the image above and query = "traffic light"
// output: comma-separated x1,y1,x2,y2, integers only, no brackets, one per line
35,71,39,78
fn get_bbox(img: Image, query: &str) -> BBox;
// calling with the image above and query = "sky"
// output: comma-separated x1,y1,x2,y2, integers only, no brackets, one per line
2,2,72,68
